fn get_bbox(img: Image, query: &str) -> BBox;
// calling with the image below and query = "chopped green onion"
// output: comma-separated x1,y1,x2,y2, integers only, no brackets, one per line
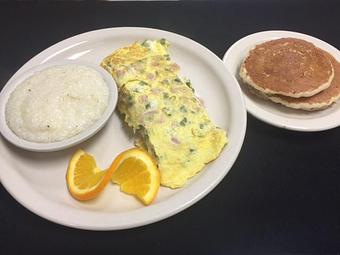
127,96,134,107
180,117,187,126
180,105,187,113
141,40,150,47
160,39,167,45
139,81,149,86
162,107,172,116
185,80,195,92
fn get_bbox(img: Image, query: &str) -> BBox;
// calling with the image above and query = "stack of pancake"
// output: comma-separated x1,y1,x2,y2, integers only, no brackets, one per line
240,38,340,111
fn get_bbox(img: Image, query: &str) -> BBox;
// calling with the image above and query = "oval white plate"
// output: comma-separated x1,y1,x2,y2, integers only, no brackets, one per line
0,27,246,230
0,60,118,152
223,30,340,132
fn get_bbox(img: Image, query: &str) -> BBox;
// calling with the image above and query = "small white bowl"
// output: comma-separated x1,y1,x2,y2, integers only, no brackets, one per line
0,61,118,152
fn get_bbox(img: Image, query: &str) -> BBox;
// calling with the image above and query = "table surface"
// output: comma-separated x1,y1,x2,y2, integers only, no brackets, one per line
1,1,339,254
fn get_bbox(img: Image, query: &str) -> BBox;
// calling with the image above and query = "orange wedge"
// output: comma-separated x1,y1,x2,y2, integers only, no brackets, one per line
109,148,160,205
66,149,114,201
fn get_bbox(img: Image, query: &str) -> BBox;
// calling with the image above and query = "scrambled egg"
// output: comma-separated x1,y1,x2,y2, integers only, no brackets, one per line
101,39,227,188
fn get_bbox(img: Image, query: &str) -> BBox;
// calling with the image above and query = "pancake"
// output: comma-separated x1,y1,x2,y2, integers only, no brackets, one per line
266,51,340,111
240,38,334,98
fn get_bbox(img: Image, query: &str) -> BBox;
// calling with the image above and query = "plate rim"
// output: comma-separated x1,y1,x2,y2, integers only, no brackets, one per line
223,30,340,132
0,27,247,230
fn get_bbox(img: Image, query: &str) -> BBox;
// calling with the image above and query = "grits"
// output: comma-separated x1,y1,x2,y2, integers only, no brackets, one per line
5,65,109,143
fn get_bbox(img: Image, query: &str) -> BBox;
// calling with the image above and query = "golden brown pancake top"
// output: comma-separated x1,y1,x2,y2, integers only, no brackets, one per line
272,51,340,104
243,38,333,95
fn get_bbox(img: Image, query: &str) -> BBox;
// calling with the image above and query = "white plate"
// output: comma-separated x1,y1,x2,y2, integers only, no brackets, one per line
0,60,118,152
0,27,246,230
223,30,340,132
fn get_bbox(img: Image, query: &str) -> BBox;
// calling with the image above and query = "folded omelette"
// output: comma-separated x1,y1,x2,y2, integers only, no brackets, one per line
101,39,227,188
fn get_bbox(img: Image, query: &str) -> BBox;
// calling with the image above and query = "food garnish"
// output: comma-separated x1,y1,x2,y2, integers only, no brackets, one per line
66,148,160,205
66,149,114,201
109,148,160,205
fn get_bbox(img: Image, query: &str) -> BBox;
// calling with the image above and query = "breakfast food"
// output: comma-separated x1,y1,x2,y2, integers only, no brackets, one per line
5,65,109,143
240,37,340,111
101,39,227,188
66,148,160,204
66,149,116,201
109,148,160,205
240,38,334,98
266,52,340,110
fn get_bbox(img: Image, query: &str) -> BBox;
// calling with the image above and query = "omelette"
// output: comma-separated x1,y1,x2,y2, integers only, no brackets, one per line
101,39,227,188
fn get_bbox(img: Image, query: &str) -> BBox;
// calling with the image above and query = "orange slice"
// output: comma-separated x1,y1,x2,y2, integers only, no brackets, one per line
109,148,160,205
66,149,114,201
